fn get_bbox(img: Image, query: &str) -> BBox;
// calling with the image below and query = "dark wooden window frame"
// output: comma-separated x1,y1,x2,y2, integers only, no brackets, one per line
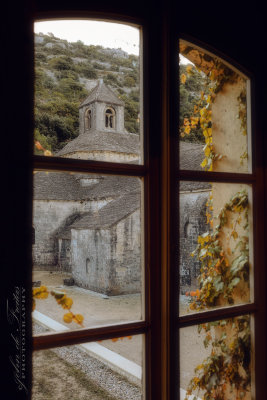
29,9,267,400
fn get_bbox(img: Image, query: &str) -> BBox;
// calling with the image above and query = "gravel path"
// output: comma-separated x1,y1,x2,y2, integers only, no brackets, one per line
33,323,142,400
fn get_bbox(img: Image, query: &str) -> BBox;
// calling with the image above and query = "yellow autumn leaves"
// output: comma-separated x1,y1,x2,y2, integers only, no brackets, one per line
180,62,224,172
32,286,84,327
34,140,52,156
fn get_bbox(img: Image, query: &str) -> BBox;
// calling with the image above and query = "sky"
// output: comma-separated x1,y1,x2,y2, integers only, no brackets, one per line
34,20,192,64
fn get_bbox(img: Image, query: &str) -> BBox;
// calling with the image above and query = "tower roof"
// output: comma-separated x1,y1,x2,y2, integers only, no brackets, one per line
80,79,125,108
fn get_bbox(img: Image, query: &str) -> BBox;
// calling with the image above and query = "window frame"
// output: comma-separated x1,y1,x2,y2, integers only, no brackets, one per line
31,12,155,400
32,13,267,400
167,29,267,399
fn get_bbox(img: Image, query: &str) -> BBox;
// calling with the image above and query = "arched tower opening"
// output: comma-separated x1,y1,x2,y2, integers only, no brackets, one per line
105,107,116,129
85,108,92,130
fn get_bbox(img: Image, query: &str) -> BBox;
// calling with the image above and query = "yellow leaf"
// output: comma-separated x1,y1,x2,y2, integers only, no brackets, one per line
184,126,191,134
35,140,45,151
39,292,49,299
200,107,206,117
204,145,211,157
181,73,186,84
201,158,207,168
63,313,73,323
191,117,199,126
44,150,52,156
231,230,238,240
184,118,190,125
61,297,73,310
206,136,212,145
209,70,216,80
186,65,192,74
73,314,84,325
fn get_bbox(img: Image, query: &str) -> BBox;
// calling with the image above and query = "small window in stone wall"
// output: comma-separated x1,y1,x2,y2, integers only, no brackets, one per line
105,107,115,129
85,109,91,130
86,257,90,274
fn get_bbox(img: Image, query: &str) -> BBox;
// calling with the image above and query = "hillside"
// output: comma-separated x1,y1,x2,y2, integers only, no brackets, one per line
34,33,208,154
34,32,140,154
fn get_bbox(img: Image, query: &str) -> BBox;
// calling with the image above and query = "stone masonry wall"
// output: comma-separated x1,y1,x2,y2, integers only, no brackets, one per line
71,209,141,295
32,199,110,268
179,190,210,294
71,228,111,293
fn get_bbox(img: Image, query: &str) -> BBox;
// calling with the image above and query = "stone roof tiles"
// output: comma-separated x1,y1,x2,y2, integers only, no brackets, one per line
70,192,140,230
34,142,210,201
56,130,139,157
34,172,140,201
80,79,124,107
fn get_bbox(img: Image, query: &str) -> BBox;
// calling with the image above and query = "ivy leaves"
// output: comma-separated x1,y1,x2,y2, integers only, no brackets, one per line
33,287,84,327
188,190,249,310
186,316,251,400
185,190,250,400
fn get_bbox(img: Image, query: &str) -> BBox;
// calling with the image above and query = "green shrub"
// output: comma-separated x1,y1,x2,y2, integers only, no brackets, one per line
48,56,74,71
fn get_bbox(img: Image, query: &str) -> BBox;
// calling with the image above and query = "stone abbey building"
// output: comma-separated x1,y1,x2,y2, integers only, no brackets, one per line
33,80,210,295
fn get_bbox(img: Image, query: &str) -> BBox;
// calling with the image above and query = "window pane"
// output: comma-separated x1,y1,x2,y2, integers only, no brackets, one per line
179,315,253,400
179,39,251,173
32,334,144,399
179,182,253,315
32,171,144,331
34,20,143,164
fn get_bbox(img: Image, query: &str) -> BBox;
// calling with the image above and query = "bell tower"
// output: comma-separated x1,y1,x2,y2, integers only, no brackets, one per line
79,79,125,135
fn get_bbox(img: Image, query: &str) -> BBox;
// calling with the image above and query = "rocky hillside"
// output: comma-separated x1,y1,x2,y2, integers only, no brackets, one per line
34,33,140,154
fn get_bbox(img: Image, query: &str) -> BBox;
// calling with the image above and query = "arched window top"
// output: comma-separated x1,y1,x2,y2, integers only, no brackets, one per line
85,108,92,130
105,107,115,129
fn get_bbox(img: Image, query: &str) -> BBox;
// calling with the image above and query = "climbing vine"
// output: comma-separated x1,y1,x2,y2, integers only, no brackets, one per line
185,315,251,400
184,189,251,400
180,53,247,170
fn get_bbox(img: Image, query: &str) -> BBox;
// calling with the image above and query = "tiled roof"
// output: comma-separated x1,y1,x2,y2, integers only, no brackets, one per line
69,192,140,230
34,172,140,201
179,141,211,191
34,142,210,201
80,80,124,107
56,130,139,157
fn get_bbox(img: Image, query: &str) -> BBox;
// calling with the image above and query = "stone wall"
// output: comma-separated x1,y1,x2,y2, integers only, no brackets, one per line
32,199,110,268
71,209,141,295
79,101,125,134
58,238,72,272
179,190,210,293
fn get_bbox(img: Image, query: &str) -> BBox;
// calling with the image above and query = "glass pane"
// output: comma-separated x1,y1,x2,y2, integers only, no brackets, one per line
179,315,253,400
179,182,253,315
179,39,251,173
32,334,144,399
34,20,143,164
32,171,144,332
